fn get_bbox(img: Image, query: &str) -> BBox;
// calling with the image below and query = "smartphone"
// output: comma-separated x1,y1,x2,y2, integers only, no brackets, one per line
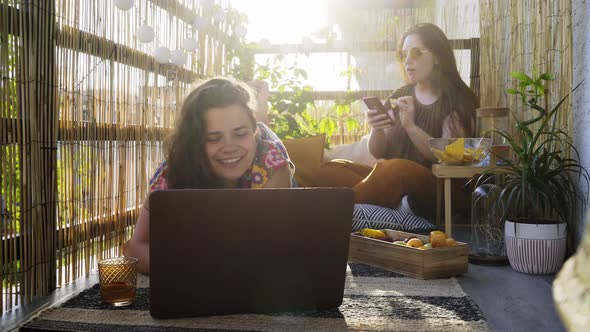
362,96,394,122
362,96,387,113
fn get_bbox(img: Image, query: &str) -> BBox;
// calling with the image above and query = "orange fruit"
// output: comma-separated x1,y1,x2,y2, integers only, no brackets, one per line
446,238,457,247
430,234,448,248
429,230,447,243
406,238,424,248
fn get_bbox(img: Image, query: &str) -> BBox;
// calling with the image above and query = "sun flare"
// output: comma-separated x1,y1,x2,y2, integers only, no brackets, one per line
229,0,328,44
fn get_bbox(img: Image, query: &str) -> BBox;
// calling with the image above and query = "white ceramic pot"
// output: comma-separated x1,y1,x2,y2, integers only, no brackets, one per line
504,220,566,274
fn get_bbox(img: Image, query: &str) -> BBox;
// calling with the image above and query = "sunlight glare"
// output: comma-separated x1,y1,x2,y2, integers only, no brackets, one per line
228,0,327,44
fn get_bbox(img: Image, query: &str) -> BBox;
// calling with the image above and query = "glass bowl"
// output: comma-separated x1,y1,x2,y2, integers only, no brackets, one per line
429,137,492,166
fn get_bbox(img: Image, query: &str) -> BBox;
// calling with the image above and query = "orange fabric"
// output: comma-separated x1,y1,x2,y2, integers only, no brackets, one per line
283,134,326,187
314,159,372,188
353,159,437,216
317,159,471,219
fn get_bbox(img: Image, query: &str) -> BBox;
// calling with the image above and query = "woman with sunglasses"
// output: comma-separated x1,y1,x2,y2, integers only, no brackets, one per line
318,23,478,218
125,77,294,273
367,23,478,162
362,22,479,215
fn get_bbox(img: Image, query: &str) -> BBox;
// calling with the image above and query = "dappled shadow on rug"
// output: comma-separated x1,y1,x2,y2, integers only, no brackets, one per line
21,264,489,331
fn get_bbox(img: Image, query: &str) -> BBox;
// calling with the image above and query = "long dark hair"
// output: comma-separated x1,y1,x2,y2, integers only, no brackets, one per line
398,23,479,135
164,77,257,189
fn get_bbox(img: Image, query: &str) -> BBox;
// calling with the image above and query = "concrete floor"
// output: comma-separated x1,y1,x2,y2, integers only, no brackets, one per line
453,226,565,332
458,264,564,332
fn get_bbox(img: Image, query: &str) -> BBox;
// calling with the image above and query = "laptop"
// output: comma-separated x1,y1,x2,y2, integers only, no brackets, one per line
149,187,354,318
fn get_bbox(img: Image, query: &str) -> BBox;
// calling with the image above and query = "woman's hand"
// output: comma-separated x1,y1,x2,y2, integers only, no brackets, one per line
394,96,416,130
367,109,395,130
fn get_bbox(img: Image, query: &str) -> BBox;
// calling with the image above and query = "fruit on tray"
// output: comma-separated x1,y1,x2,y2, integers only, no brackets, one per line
419,243,433,250
355,228,395,242
446,238,457,247
430,234,448,247
403,236,417,243
354,229,458,249
359,228,387,240
429,230,446,242
406,238,424,248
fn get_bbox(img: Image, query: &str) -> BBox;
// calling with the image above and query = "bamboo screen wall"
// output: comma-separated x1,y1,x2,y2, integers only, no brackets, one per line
0,0,235,313
479,0,572,134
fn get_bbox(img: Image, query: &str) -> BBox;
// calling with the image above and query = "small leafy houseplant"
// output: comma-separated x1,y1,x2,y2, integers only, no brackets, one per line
254,56,360,146
254,55,318,139
478,71,589,274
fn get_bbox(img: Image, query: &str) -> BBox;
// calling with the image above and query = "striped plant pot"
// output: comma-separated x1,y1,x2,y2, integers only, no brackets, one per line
504,220,566,275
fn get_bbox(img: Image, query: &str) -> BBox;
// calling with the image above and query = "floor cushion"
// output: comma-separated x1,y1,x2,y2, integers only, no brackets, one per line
352,202,436,234
283,134,326,187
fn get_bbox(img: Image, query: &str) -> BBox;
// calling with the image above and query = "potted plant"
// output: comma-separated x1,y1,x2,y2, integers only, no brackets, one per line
477,71,589,274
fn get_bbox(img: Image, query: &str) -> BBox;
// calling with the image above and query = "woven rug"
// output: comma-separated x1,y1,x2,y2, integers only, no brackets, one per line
20,264,488,331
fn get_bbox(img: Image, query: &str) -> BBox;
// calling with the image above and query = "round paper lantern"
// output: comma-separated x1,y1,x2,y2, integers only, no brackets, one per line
386,63,397,74
233,24,247,38
114,0,134,11
181,37,198,52
136,25,154,43
213,8,225,22
171,50,187,66
301,36,313,50
153,47,171,64
258,38,271,50
193,16,208,30
200,0,214,9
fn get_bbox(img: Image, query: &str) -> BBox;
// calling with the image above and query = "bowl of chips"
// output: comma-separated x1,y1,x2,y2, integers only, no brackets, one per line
429,137,492,165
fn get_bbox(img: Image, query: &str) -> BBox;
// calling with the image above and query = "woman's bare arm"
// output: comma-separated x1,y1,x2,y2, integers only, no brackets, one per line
124,197,151,274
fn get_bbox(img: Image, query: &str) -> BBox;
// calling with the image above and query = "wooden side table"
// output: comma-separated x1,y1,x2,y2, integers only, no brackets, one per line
431,164,495,237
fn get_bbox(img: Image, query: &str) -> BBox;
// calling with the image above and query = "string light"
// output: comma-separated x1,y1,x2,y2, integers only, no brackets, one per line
181,37,198,52
114,0,134,11
234,24,247,38
153,47,171,64
136,25,155,43
113,0,243,68
171,49,188,66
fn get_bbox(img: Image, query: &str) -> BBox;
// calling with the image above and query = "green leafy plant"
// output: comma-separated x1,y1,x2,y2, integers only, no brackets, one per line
477,71,589,229
254,55,319,139
323,66,362,139
254,58,362,146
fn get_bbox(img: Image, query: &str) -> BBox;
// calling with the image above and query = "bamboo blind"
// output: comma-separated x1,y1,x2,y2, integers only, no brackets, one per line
479,0,572,135
0,0,234,314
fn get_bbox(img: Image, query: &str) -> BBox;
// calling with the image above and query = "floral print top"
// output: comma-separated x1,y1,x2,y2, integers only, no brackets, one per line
148,123,294,191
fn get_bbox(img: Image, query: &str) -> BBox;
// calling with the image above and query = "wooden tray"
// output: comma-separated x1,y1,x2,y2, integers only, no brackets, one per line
348,229,468,279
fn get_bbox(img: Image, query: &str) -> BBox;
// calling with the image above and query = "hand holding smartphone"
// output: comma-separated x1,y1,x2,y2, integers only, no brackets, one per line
362,96,395,125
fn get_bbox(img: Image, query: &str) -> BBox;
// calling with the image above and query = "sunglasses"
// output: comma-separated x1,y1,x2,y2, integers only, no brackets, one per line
396,47,431,61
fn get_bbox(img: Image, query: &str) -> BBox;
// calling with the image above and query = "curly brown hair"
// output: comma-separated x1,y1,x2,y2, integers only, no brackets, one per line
164,77,258,189
397,23,479,136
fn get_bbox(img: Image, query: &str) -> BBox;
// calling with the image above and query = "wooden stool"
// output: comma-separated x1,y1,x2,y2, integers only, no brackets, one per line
431,164,496,237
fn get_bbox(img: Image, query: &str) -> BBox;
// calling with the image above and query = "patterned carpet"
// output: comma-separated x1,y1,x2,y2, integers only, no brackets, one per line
20,264,489,331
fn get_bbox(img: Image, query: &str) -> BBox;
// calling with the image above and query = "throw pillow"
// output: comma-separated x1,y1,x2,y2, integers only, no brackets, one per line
283,134,326,187
314,159,372,188
352,203,436,234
